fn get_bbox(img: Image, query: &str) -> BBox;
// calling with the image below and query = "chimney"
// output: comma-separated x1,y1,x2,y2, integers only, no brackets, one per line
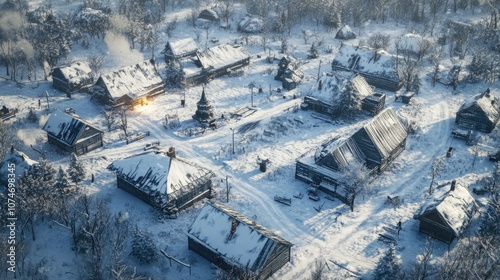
230,219,237,235
450,180,456,191
167,147,176,158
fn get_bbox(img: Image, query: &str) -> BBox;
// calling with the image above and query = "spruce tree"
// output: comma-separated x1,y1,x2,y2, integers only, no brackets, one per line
68,153,86,185
374,244,401,280
130,226,158,265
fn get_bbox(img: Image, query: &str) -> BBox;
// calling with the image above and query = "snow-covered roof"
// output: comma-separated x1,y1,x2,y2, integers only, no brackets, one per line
308,73,373,105
197,44,251,70
335,25,356,40
315,137,366,171
198,8,219,21
187,202,292,273
0,148,37,180
163,38,198,58
108,152,213,199
458,91,500,124
358,108,408,159
54,61,92,85
98,60,164,100
420,183,477,237
397,33,427,53
332,44,400,81
238,14,263,33
42,110,102,146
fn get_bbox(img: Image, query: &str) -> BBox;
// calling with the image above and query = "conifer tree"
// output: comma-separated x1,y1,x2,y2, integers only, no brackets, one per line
374,243,401,280
68,153,86,185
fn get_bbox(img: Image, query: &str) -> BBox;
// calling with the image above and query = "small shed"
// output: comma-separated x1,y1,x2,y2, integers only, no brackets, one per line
51,61,93,94
198,8,219,22
161,38,199,63
0,147,38,181
43,110,103,155
418,181,477,244
335,25,356,40
332,44,402,91
362,92,386,115
187,202,292,279
92,59,165,107
108,151,215,215
282,68,304,90
455,89,500,133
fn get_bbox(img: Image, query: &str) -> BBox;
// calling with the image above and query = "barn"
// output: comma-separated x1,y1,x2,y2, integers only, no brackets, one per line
418,181,477,244
455,89,500,133
43,110,104,155
51,61,93,94
107,150,215,215
302,73,384,117
295,108,407,203
92,59,165,107
331,44,402,91
187,202,293,279
351,108,408,173
161,38,199,64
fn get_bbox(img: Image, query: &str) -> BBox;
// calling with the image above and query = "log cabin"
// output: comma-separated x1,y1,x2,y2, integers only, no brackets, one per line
187,202,292,279
51,61,93,94
455,89,500,133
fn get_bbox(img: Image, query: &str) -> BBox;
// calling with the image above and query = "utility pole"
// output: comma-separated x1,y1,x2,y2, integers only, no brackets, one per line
251,86,254,107
45,91,50,111
230,128,235,154
317,60,322,80
226,175,231,203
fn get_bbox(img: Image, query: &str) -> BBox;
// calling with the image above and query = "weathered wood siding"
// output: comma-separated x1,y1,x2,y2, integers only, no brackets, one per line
47,131,102,156
259,244,291,280
419,211,456,244
456,107,496,133
295,161,349,203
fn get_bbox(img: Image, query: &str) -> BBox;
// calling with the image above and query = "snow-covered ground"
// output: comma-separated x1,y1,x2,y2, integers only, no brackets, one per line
1,1,499,279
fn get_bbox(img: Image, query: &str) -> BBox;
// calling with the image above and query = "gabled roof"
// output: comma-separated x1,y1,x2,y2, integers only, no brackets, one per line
53,61,92,84
458,90,500,124
332,44,400,81
108,152,213,199
308,73,373,105
420,183,477,236
357,108,407,159
162,38,198,58
98,60,163,100
187,202,292,273
197,44,251,70
335,25,356,40
43,110,102,146
315,137,366,171
0,148,38,180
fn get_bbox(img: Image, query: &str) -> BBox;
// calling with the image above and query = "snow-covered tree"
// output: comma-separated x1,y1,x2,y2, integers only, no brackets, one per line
68,153,86,185
340,161,370,212
130,226,158,265
374,244,402,280
428,157,445,194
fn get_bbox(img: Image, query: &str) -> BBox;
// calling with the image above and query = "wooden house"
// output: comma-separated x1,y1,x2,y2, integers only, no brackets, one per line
274,56,303,90
418,181,477,244
295,108,407,203
237,14,263,33
51,61,93,94
198,8,220,22
331,44,402,91
351,108,408,172
455,89,500,133
43,110,103,155
187,202,293,280
92,59,165,107
108,151,215,215
161,38,199,64
302,73,381,117
195,44,251,81
335,25,356,40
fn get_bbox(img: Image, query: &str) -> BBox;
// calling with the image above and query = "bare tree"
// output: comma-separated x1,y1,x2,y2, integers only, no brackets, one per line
367,33,391,50
408,238,435,279
395,41,422,93
164,16,178,38
302,29,314,44
118,108,128,137
88,54,106,79
102,109,117,132
309,259,327,280
430,46,443,87
340,161,370,212
218,0,234,28
428,157,445,194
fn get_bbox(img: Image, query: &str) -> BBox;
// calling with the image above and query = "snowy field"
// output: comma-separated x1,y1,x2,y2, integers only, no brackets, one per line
0,1,499,279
